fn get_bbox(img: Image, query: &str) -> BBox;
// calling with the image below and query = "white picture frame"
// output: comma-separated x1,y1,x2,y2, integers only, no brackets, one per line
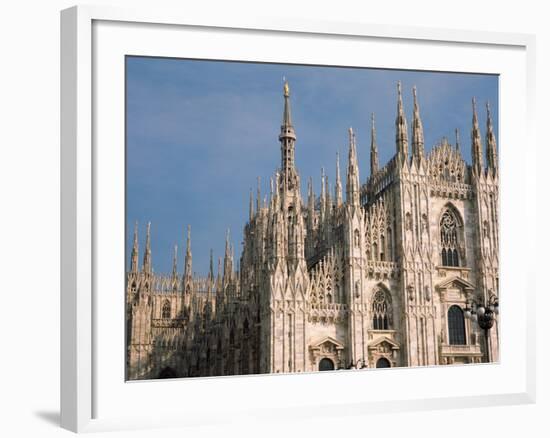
60,5,536,433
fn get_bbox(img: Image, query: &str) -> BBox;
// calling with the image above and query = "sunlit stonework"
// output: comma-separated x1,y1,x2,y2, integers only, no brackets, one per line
126,81,499,380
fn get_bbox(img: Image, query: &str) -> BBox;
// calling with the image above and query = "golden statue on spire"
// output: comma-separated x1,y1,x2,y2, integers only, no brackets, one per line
283,80,290,97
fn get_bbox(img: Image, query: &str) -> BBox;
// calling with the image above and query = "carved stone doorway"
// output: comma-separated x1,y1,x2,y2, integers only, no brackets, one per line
158,366,178,379
318,358,335,371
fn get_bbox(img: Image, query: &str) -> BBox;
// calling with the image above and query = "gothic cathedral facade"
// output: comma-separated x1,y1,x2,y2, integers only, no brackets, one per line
126,81,499,380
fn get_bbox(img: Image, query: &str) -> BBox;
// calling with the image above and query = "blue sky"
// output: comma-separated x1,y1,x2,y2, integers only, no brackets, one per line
126,57,498,276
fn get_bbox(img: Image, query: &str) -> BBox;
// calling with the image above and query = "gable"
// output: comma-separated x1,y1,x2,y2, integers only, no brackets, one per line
310,336,345,350
368,336,400,350
436,275,475,291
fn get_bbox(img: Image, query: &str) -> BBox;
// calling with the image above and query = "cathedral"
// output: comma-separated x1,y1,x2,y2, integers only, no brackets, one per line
126,80,499,380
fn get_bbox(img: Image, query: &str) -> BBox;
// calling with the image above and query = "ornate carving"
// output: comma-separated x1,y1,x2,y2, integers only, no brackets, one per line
407,284,415,301
405,212,412,231
424,286,432,302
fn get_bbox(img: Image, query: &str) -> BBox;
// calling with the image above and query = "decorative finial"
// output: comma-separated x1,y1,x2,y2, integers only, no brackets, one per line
172,244,178,275
133,220,139,245
283,79,289,97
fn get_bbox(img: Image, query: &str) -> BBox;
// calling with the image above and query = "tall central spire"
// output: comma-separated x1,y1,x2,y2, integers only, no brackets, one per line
278,80,299,198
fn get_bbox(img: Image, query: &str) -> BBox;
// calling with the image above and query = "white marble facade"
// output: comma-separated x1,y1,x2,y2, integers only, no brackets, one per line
126,81,499,380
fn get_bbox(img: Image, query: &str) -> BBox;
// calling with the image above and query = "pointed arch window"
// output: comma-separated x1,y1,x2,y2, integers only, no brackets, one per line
161,300,171,319
440,209,460,267
448,305,466,345
372,288,392,330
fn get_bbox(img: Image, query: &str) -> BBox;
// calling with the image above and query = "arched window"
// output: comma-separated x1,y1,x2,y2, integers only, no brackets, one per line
380,235,385,261
161,300,171,319
440,209,460,267
448,305,466,345
372,288,392,330
452,249,459,266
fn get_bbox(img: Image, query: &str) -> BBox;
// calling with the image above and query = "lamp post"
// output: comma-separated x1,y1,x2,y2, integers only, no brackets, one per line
464,294,499,362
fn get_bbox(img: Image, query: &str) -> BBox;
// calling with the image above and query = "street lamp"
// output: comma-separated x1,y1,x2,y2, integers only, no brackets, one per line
464,294,499,362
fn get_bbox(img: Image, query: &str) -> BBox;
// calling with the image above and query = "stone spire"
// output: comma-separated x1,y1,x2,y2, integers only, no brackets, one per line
206,249,214,299
395,81,409,162
223,229,233,286
142,221,152,274
307,176,315,230
335,152,343,207
455,128,460,151
183,225,192,281
130,221,139,273
216,257,223,292
256,176,261,213
320,167,326,221
325,173,331,216
411,86,425,164
485,102,498,175
288,194,306,268
269,176,274,209
208,249,214,282
172,244,178,280
346,127,360,206
471,98,484,175
370,113,379,176
249,188,254,222
278,80,298,193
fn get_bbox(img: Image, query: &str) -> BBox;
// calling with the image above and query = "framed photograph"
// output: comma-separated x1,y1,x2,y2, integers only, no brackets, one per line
61,5,536,433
